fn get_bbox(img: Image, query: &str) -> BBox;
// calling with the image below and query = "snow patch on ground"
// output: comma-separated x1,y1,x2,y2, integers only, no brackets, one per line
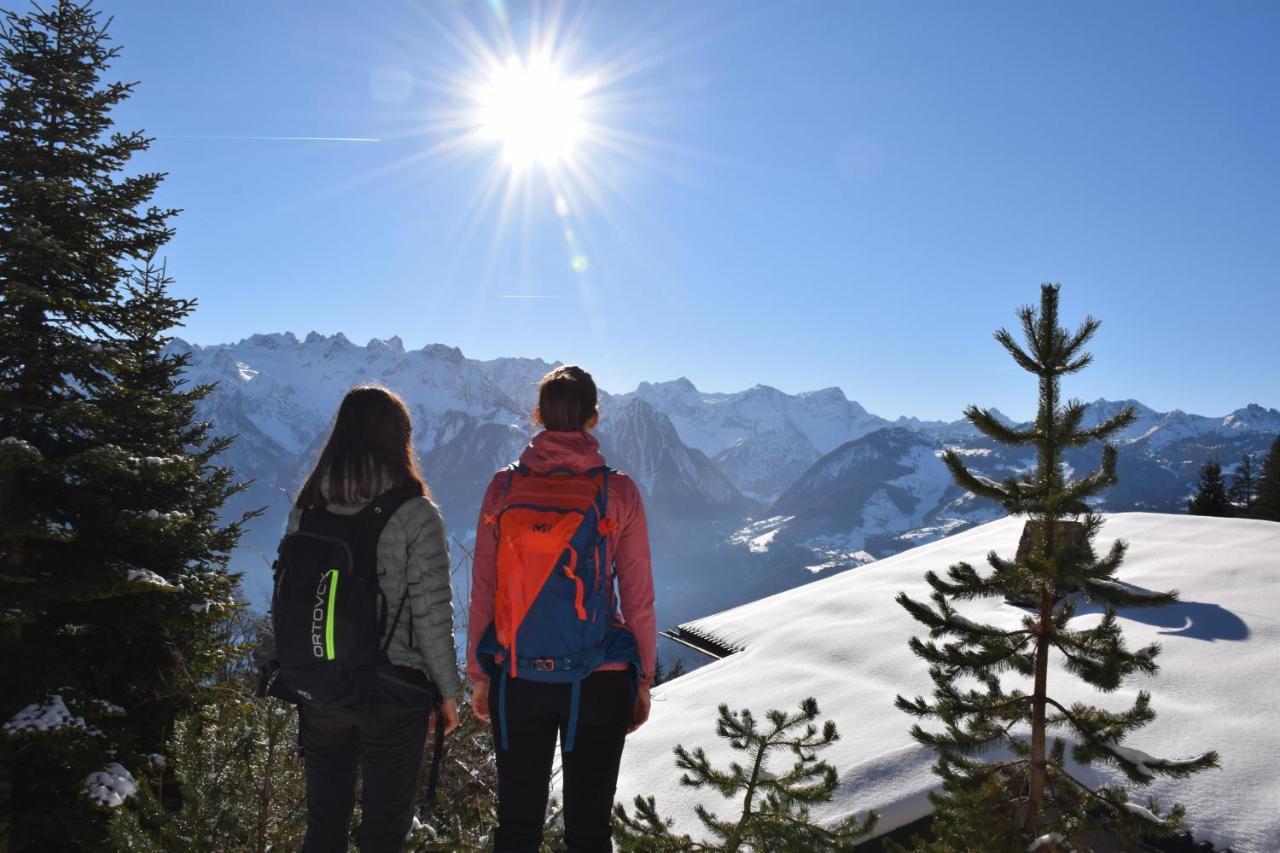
729,516,795,554
895,519,969,545
939,446,992,457
806,553,876,574
798,534,880,573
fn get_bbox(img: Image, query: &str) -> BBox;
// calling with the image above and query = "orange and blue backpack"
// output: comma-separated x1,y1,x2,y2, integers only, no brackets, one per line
476,462,641,751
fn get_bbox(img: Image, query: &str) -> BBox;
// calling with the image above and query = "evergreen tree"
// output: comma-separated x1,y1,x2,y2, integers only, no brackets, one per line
1253,436,1280,522
613,698,877,851
652,654,687,686
0,2,248,845
894,284,1218,851
1187,459,1231,517
1226,451,1257,516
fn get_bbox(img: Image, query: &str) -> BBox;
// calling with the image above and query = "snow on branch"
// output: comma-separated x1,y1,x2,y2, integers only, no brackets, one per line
4,694,101,737
1,436,41,459
125,567,178,589
82,763,137,808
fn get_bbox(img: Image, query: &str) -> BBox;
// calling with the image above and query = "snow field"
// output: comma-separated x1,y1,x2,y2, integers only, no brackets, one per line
616,514,1280,852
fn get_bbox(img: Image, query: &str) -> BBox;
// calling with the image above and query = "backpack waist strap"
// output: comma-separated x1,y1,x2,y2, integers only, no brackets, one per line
502,648,599,674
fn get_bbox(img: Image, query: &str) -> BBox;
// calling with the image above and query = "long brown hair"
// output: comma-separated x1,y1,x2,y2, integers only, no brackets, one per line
534,365,598,432
296,385,429,509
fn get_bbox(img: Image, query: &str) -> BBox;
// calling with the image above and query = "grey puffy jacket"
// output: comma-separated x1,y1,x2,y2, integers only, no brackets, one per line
287,481,461,700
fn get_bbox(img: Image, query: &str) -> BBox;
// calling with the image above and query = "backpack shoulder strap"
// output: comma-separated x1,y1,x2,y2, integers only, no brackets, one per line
501,463,523,498
363,482,424,519
581,465,612,516
351,482,424,579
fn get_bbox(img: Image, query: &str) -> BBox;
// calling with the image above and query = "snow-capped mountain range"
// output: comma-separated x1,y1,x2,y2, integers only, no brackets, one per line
173,333,1280,628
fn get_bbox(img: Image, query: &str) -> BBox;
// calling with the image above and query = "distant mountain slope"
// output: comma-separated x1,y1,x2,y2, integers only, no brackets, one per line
173,332,1279,624
622,379,889,502
619,514,1280,851
737,404,1279,576
598,398,756,518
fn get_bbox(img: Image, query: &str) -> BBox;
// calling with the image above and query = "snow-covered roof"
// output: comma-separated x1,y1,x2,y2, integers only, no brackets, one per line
617,513,1280,852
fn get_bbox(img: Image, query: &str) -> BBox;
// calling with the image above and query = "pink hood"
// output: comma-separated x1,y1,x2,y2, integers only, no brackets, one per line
518,429,607,474
466,429,657,686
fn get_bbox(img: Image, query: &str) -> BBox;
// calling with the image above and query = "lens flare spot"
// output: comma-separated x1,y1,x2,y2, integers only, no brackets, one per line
570,254,590,273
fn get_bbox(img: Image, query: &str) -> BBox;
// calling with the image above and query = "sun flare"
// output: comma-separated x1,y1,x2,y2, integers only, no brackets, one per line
347,3,683,283
474,56,592,170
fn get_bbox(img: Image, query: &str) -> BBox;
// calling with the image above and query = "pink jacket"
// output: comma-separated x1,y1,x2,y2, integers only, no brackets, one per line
466,430,658,686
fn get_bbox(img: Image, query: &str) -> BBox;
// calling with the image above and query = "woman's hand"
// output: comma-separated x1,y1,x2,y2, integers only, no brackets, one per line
628,682,651,733
470,679,490,723
429,699,460,735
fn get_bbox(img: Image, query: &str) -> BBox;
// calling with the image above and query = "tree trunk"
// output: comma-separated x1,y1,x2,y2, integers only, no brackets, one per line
725,737,768,853
1027,586,1051,838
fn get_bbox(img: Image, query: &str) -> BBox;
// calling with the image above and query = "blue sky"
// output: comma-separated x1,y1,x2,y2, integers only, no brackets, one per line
100,0,1278,421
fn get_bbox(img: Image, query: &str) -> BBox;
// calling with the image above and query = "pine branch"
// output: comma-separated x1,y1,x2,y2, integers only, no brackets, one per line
961,405,1037,445
1080,406,1138,444
940,450,1016,505
993,327,1042,374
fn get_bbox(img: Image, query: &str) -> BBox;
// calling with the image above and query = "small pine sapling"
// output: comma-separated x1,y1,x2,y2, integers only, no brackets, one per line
613,697,876,852
894,284,1218,851
108,693,309,853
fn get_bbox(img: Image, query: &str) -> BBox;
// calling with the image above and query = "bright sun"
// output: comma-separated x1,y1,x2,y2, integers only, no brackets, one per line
475,56,590,170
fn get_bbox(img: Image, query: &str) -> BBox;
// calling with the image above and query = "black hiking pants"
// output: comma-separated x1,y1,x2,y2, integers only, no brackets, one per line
489,669,634,852
300,702,430,853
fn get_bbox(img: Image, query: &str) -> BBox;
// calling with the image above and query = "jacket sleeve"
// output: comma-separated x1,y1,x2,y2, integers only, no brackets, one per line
403,497,462,699
613,477,657,686
466,474,504,684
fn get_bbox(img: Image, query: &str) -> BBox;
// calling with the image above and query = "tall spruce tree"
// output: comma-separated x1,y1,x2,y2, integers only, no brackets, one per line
0,2,248,846
1253,436,1280,521
1226,451,1257,516
894,285,1218,851
1187,459,1231,517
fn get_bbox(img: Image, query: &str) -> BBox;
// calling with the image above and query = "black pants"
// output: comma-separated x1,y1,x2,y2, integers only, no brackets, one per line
489,669,634,853
300,702,430,853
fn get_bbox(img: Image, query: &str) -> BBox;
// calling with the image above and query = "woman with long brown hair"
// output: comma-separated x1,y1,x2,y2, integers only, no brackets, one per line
287,385,460,853
467,365,656,852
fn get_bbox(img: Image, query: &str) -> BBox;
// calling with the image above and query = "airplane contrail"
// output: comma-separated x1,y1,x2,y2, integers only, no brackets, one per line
156,134,382,142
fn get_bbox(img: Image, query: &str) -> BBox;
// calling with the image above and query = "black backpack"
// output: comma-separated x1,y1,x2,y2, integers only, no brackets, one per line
266,482,426,707
261,482,450,818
